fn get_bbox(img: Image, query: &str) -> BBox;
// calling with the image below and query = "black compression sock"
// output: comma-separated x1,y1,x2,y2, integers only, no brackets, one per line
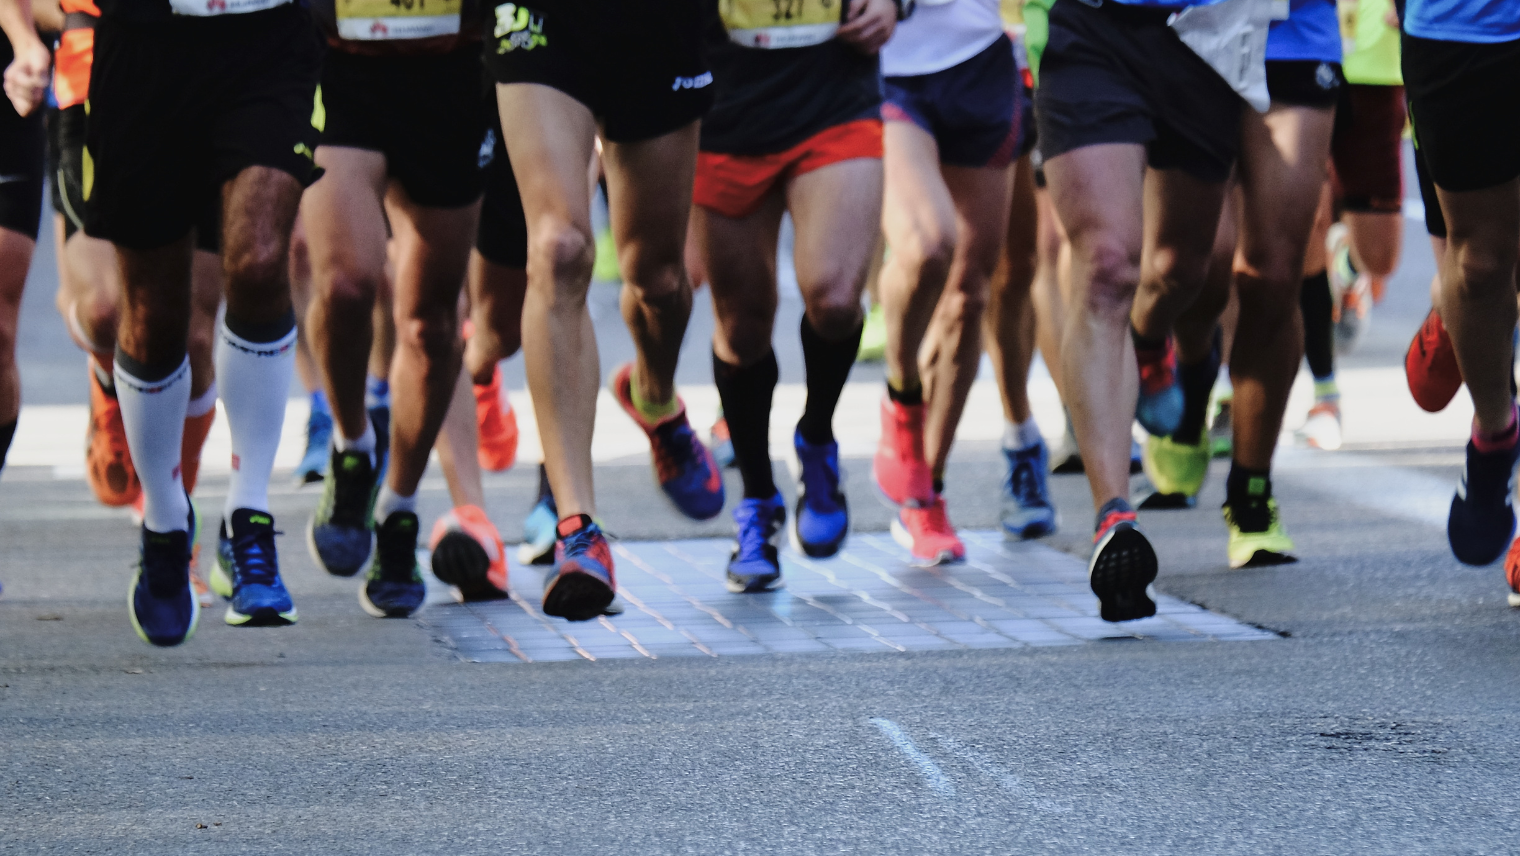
1173,328,1222,443
1300,271,1335,380
1131,324,1166,353
0,418,14,473
798,315,863,445
1225,463,1273,532
713,348,778,499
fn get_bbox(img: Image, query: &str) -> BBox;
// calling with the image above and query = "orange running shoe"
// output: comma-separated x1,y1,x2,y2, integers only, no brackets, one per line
189,543,214,608
181,407,216,495
1405,307,1463,413
428,504,509,601
86,362,140,507
891,495,965,567
873,397,932,507
474,365,519,472
1505,537,1520,608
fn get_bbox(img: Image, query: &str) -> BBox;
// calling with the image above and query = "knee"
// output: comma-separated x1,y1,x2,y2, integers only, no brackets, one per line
323,269,379,321
622,251,688,306
397,304,459,360
224,238,288,298
1078,241,1140,315
1143,244,1208,294
803,288,865,341
940,278,990,324
531,224,595,296
895,226,956,285
77,290,119,349
1450,240,1518,296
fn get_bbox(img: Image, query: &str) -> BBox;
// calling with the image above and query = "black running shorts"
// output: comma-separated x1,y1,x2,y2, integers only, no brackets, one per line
0,39,44,241
483,0,713,143
319,45,489,209
1404,32,1520,194
1266,59,1343,109
84,3,322,250
475,95,527,268
1034,0,1242,184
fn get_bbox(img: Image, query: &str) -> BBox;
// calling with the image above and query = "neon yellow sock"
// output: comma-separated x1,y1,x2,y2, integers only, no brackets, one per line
630,370,680,423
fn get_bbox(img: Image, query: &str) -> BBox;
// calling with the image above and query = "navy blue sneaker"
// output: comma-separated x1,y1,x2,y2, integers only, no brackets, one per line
215,509,298,626
1449,438,1520,566
542,515,616,621
294,405,332,485
361,511,426,618
727,494,785,593
1135,338,1184,437
1001,440,1057,539
128,506,199,647
307,446,380,577
609,363,725,521
792,429,848,557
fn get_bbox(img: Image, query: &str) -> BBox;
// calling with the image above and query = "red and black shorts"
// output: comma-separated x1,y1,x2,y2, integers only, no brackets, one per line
694,119,883,220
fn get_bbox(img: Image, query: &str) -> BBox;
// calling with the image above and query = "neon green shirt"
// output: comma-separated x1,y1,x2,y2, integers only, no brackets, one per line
1341,0,1402,86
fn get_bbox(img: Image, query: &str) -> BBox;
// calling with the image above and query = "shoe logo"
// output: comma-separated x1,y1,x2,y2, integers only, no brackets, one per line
1315,62,1339,91
342,455,359,472
494,3,546,52
249,513,272,526
672,72,713,91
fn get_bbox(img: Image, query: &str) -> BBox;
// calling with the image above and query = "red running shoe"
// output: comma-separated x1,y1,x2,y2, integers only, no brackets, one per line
891,496,965,567
1405,307,1463,413
86,362,140,508
1506,537,1520,608
474,365,519,472
873,397,932,507
429,504,509,601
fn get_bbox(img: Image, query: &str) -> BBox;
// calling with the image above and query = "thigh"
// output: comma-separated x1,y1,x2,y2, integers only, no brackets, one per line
1142,167,1231,287
1043,143,1147,285
1235,104,1336,275
602,121,701,275
301,147,391,290
943,162,1016,283
496,83,598,242
789,157,884,306
881,119,956,260
384,192,480,312
699,193,787,360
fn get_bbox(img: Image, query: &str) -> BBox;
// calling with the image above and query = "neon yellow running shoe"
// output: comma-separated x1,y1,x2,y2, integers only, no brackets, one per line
1223,498,1297,569
593,227,621,283
857,302,886,362
1142,431,1209,499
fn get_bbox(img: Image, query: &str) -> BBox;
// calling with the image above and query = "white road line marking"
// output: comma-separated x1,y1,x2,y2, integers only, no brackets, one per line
869,718,954,797
930,733,1071,813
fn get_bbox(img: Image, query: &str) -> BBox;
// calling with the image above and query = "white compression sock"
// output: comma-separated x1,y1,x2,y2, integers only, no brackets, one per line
217,319,297,520
1003,417,1044,451
115,355,191,533
186,380,218,419
374,485,417,524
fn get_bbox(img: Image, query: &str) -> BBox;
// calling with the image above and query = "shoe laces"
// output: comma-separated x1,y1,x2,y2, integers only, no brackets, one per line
733,500,780,560
1006,447,1047,508
797,443,842,513
650,418,700,484
229,524,281,587
1226,498,1273,534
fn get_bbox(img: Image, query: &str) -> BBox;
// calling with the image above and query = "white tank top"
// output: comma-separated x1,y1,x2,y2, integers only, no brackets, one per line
881,0,1005,78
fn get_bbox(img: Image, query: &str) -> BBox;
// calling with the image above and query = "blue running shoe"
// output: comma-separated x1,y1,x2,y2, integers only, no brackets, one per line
128,506,199,647
216,508,298,626
609,362,725,521
1135,337,1184,437
307,446,380,577
360,511,427,618
728,494,785,593
294,402,332,485
792,429,848,557
1001,440,1057,539
1449,438,1520,566
542,515,616,621
519,495,558,566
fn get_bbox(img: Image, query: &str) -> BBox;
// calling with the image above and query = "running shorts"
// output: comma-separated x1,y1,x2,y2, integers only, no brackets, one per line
476,95,528,268
319,45,488,209
1404,33,1520,194
483,0,712,144
883,33,1022,170
1266,60,1343,109
1329,83,1405,213
1412,142,1446,239
84,3,322,250
694,118,883,220
1033,0,1241,184
0,39,44,241
50,104,220,251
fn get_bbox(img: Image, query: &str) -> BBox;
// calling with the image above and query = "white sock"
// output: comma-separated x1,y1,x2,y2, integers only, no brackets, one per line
1003,417,1043,451
186,380,218,419
374,485,417,524
115,356,191,533
217,320,297,520
335,417,376,465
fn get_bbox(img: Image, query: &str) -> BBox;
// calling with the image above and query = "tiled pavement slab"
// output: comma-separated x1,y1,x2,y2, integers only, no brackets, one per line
418,531,1278,662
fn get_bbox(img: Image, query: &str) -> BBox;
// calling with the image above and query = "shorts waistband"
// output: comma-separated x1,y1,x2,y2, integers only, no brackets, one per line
1088,0,1179,26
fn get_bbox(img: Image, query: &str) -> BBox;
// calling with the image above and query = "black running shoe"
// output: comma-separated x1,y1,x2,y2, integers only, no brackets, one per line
307,446,380,577
1088,501,1157,622
129,506,198,647
361,511,427,618
1449,438,1520,566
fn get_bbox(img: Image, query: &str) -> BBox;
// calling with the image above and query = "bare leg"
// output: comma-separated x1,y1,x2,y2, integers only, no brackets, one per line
986,154,1039,426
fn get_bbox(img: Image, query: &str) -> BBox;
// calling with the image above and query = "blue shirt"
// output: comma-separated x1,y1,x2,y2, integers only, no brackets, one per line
1405,0,1520,43
1268,0,1341,62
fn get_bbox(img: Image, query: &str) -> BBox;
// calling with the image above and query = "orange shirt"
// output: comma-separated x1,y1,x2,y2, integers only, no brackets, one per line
53,0,100,109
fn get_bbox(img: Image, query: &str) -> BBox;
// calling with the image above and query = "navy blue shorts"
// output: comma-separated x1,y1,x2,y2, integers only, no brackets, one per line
883,33,1021,169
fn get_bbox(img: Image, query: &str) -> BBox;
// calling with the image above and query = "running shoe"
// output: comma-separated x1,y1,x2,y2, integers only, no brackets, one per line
873,397,933,506
1223,498,1297,569
1088,502,1157,623
1504,537,1520,608
429,505,509,601
1297,400,1343,451
294,403,332,485
542,516,616,621
1448,436,1520,566
727,493,786,593
1135,336,1184,437
710,413,735,469
474,365,519,472
128,506,199,648
609,362,725,521
1051,416,1084,474
1336,277,1373,355
520,497,558,565
1001,440,1057,539
361,511,427,618
593,226,621,283
857,302,887,362
792,429,849,557
215,508,298,626
1406,308,1463,413
1142,429,1209,501
1208,391,1233,459
86,362,140,507
891,496,965,567
307,446,381,577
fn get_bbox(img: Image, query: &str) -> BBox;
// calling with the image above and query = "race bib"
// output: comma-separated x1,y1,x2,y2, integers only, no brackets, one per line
1168,0,1272,113
335,0,461,40
169,0,288,16
721,0,843,49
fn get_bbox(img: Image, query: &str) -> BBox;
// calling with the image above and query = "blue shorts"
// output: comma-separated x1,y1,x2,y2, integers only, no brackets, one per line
883,33,1021,169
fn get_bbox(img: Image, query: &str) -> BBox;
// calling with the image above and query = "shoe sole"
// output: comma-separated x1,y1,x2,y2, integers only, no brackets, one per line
1001,515,1057,541
358,585,423,619
1509,591,1520,608
890,518,965,567
608,367,726,523
127,571,200,648
431,531,509,602
306,515,373,579
542,570,615,622
1088,525,1158,622
209,558,234,600
1405,324,1461,414
725,573,785,594
1232,549,1298,570
224,605,298,627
